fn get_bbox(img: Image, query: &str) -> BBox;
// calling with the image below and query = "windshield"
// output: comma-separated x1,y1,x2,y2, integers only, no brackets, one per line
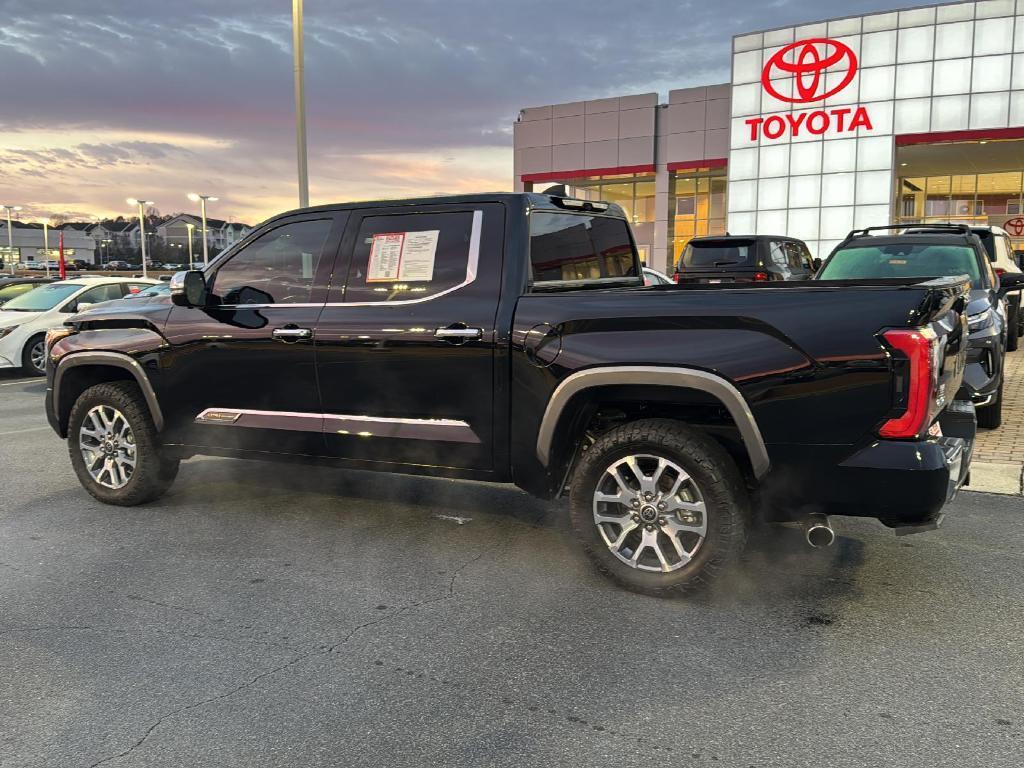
679,240,756,269
819,242,982,284
2,282,81,311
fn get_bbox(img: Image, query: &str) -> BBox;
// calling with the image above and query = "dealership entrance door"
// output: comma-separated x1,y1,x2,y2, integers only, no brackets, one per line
896,137,1024,248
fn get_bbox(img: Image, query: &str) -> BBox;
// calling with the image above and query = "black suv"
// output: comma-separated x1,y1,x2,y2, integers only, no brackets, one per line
817,224,1024,428
673,235,818,284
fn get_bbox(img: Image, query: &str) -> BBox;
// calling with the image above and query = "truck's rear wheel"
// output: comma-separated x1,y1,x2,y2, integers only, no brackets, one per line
68,382,179,506
568,419,749,596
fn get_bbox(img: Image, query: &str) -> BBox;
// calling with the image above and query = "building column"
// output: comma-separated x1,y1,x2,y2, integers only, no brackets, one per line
652,106,672,273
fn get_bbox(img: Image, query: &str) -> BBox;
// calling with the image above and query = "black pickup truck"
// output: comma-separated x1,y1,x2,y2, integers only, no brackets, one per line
45,193,976,595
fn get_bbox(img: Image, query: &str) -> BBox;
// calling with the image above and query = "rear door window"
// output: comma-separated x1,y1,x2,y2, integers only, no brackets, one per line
679,240,757,270
343,210,477,303
529,212,637,286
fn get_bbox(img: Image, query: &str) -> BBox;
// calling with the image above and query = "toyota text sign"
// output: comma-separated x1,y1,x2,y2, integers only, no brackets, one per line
746,38,873,141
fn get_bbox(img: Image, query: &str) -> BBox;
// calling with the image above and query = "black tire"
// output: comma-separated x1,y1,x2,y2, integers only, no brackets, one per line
1007,304,1019,352
67,381,179,506
568,418,749,597
977,381,1003,429
21,334,47,376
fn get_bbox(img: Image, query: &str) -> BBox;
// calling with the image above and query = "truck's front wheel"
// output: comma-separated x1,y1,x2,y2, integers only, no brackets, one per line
68,382,179,506
568,419,749,596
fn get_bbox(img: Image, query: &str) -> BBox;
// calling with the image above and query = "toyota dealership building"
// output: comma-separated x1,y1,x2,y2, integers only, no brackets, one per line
513,0,1024,271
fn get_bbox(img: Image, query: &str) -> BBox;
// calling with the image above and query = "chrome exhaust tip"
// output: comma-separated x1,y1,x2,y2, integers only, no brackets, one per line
804,513,835,548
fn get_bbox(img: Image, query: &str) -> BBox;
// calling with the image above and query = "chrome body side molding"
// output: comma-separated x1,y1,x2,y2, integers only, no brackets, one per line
195,408,480,444
535,365,770,478
54,351,165,432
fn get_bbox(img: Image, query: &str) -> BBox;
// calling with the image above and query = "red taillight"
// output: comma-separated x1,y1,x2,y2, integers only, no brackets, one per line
753,272,769,281
995,267,1006,277
879,328,937,439
672,273,682,283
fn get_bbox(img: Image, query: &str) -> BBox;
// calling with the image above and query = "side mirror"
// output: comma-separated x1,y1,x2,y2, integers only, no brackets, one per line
75,302,94,313
170,270,208,308
811,257,823,272
997,271,1024,298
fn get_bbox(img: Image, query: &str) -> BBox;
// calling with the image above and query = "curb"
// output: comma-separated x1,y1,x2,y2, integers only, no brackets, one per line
966,461,1024,496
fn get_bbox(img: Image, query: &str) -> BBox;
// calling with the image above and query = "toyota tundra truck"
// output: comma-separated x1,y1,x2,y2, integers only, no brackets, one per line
44,192,978,595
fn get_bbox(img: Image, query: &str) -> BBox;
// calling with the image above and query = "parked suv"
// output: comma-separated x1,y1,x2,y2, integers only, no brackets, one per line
817,224,1024,428
45,193,979,596
906,225,1024,351
673,235,818,284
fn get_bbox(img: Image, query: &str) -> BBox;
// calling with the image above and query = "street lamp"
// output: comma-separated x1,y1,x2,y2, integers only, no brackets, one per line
2,204,22,275
187,193,218,266
42,218,51,278
292,0,309,207
185,222,196,268
126,197,153,279
101,238,112,266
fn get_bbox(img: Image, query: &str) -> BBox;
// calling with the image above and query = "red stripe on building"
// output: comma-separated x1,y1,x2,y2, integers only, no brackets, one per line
667,158,728,171
895,126,1024,146
521,164,656,183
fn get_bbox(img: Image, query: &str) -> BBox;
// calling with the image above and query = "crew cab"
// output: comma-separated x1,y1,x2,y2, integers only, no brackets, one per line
45,193,977,596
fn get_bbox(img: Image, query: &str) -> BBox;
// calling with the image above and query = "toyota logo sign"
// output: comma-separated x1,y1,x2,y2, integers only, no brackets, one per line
746,37,871,142
1004,217,1024,236
762,38,858,103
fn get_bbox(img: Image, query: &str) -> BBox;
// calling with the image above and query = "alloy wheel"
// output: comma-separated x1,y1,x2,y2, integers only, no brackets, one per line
29,340,46,374
79,405,137,489
592,454,707,572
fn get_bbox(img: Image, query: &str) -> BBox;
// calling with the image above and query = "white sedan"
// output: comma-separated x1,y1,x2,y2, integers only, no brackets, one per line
0,277,158,375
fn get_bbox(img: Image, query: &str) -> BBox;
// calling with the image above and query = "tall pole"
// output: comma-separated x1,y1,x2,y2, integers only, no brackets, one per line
3,205,20,275
200,198,209,266
43,221,50,278
186,223,195,269
292,0,309,208
128,198,153,279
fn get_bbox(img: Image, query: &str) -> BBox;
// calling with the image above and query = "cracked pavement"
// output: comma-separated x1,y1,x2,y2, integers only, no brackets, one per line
1,371,1023,767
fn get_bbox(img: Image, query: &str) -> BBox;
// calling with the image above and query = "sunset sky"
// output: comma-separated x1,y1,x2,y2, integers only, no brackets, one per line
1,0,894,227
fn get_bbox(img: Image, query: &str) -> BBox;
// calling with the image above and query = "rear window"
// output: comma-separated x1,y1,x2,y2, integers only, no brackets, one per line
678,240,757,270
819,242,982,284
529,212,638,285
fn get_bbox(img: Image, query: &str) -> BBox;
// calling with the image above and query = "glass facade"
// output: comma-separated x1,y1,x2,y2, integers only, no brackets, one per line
669,168,728,264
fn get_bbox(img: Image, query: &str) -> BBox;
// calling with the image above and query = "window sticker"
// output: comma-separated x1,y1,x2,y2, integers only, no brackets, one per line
367,233,405,282
397,230,438,282
366,230,439,283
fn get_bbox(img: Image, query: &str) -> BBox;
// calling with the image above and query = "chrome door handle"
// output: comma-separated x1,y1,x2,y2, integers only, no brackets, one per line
272,327,313,341
434,327,483,340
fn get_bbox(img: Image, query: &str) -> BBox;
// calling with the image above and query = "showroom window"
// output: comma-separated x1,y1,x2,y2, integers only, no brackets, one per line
668,168,727,262
897,169,1024,245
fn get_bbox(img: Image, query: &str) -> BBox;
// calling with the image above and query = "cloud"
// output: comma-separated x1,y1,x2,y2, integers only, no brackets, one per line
0,0,900,222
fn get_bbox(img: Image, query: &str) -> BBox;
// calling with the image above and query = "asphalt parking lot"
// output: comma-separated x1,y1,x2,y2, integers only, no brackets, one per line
1,371,1022,768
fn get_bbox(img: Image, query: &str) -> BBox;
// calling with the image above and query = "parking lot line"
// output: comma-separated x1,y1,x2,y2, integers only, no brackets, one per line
0,378,39,386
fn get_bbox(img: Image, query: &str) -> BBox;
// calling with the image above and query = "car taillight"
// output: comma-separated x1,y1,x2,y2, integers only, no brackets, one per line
995,267,1006,277
753,272,769,281
672,273,682,283
879,328,939,439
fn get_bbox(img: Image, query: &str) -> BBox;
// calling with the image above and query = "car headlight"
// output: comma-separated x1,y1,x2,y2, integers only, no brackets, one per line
0,325,20,340
968,308,994,332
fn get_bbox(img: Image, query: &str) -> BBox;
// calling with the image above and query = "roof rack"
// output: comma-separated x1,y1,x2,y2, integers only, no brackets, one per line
844,223,971,240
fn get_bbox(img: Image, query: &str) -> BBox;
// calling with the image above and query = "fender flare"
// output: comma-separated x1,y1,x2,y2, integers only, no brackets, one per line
535,365,770,478
53,351,165,432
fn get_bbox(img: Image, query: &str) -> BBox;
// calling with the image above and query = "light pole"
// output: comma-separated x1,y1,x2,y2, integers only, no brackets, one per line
102,239,112,266
126,198,153,279
187,193,217,266
292,0,309,208
43,219,51,277
2,204,22,275
185,222,196,268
